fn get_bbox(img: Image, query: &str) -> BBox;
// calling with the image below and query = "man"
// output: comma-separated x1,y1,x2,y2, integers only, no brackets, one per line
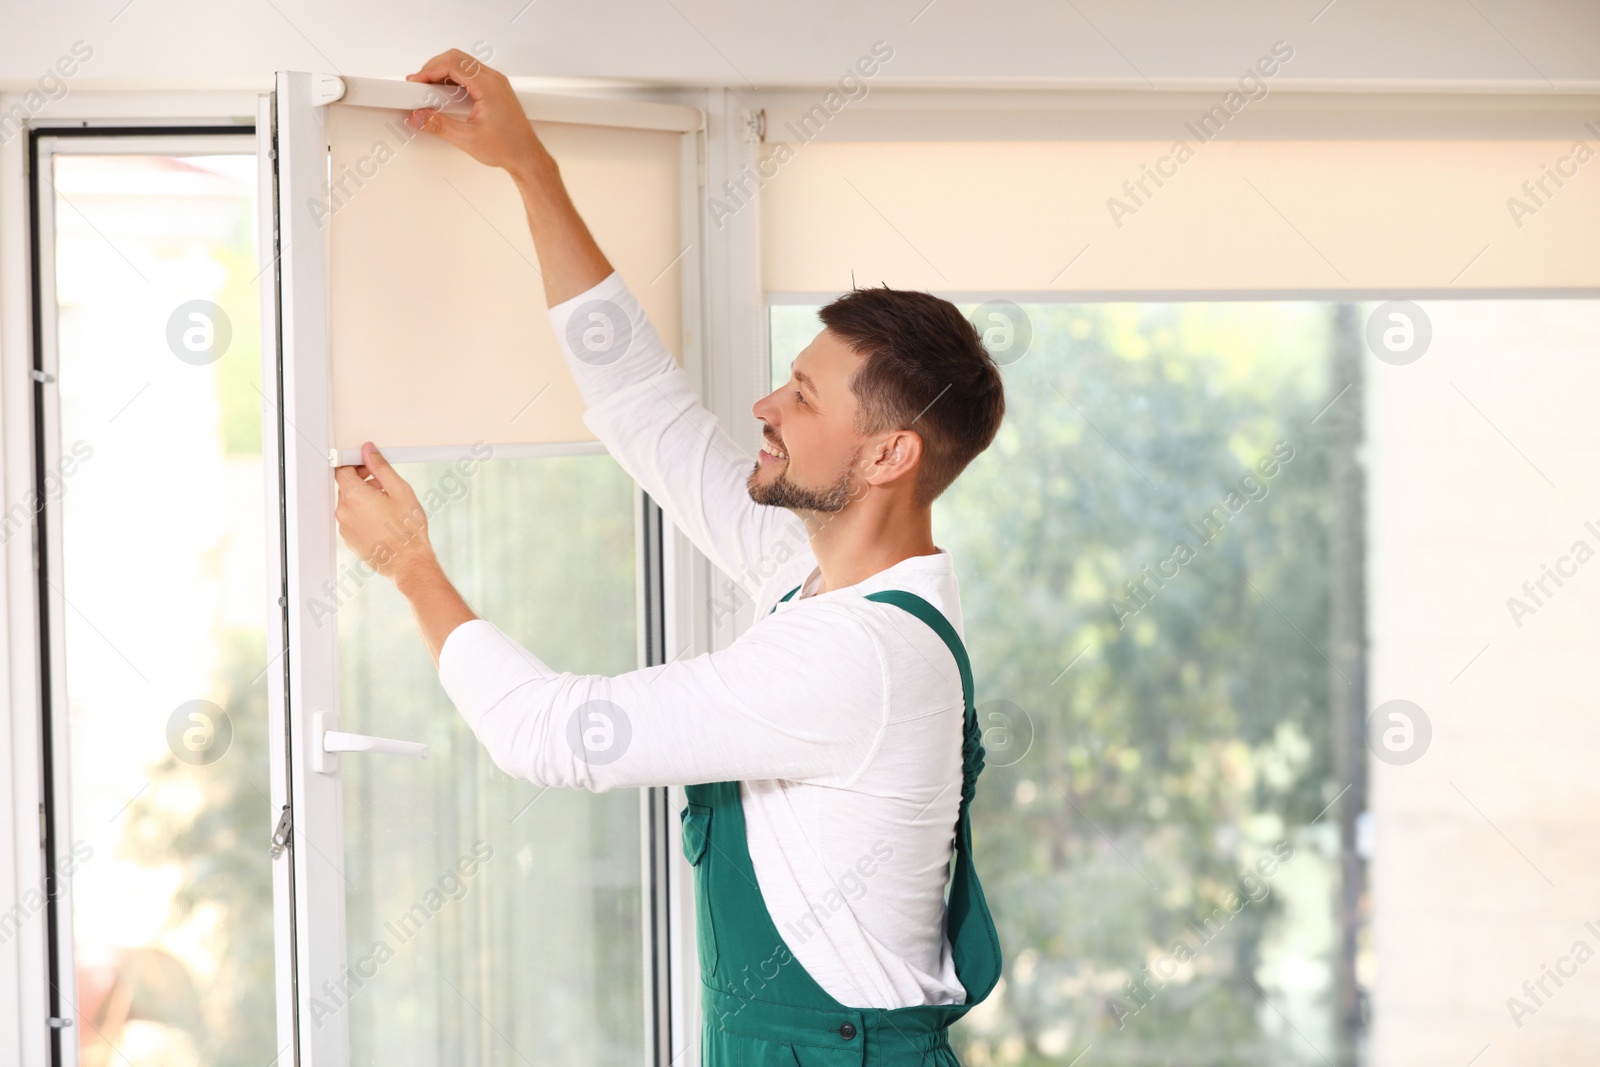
333,49,1006,1066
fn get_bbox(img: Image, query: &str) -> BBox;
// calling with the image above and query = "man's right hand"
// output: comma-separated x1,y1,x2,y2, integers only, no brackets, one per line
405,49,549,182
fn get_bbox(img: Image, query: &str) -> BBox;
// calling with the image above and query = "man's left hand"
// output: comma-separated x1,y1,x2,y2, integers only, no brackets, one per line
334,442,434,579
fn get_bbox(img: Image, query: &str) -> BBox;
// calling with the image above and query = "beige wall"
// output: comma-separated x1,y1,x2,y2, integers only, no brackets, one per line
1368,298,1600,1064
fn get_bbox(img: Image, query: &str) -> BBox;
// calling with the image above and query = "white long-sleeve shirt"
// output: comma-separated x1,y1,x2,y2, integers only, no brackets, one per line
437,269,969,1008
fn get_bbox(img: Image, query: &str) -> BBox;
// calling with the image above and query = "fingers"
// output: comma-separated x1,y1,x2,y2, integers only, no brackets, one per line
360,441,417,503
403,49,540,173
361,440,391,469
408,106,472,148
406,48,492,101
405,49,486,148
406,50,458,83
333,465,369,507
356,441,387,491
334,457,384,498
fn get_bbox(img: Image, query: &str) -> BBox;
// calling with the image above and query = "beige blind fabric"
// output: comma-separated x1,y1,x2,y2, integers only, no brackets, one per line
760,139,1599,295
325,104,684,460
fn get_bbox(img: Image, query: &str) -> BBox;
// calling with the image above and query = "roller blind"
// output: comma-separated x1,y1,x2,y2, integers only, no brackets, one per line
323,97,690,462
760,137,1600,295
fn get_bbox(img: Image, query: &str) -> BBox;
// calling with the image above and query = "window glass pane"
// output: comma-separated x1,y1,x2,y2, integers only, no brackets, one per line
50,152,274,1066
334,453,644,1066
943,301,1345,1065
769,304,824,392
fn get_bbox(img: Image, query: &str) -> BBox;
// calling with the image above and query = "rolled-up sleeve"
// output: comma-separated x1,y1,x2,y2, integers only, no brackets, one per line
436,601,889,792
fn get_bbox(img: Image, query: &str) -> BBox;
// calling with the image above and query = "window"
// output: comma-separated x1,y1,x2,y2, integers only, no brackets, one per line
41,146,275,1066
250,74,689,1067
331,453,646,1065
33,138,655,1065
774,293,1600,1063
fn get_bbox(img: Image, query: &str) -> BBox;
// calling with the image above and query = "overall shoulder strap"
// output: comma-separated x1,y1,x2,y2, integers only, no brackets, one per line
863,590,985,819
766,584,1003,1008
862,588,1002,1007
863,590,974,711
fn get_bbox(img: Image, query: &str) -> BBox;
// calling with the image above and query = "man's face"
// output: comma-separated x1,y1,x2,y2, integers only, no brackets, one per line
748,328,866,513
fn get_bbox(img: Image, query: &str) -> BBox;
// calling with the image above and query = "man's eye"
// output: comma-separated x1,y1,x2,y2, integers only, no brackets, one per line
793,389,806,405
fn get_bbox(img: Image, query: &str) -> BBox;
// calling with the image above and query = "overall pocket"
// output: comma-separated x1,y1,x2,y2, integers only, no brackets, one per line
680,802,719,977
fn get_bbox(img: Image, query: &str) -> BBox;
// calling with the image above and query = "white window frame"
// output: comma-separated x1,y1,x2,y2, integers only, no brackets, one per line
265,72,734,1067
0,89,260,1067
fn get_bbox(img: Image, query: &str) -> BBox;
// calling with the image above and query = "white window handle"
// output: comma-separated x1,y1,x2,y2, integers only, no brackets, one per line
313,711,428,774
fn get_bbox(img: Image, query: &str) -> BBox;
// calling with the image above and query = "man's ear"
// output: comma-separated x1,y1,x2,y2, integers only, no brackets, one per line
864,428,924,489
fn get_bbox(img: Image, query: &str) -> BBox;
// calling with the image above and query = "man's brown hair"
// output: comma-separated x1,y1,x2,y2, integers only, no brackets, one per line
819,285,1007,507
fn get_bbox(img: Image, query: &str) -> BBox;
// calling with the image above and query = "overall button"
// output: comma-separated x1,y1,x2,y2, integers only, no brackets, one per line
839,1023,856,1040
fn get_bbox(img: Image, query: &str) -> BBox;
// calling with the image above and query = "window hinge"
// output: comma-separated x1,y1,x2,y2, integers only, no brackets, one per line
737,108,765,144
47,1017,73,1029
31,369,55,384
269,805,291,858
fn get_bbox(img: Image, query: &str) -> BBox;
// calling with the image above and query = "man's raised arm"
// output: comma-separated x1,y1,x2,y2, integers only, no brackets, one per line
405,50,807,600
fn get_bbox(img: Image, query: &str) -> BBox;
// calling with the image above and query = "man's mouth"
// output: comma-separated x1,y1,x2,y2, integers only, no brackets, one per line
759,440,789,463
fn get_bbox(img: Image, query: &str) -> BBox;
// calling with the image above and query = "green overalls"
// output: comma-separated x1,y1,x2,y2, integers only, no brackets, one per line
680,587,1002,1066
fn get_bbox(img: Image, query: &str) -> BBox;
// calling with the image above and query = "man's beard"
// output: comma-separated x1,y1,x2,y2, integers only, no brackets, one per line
747,447,860,512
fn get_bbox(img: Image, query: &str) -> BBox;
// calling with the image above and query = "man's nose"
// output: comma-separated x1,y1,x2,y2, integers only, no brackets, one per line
752,388,779,426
